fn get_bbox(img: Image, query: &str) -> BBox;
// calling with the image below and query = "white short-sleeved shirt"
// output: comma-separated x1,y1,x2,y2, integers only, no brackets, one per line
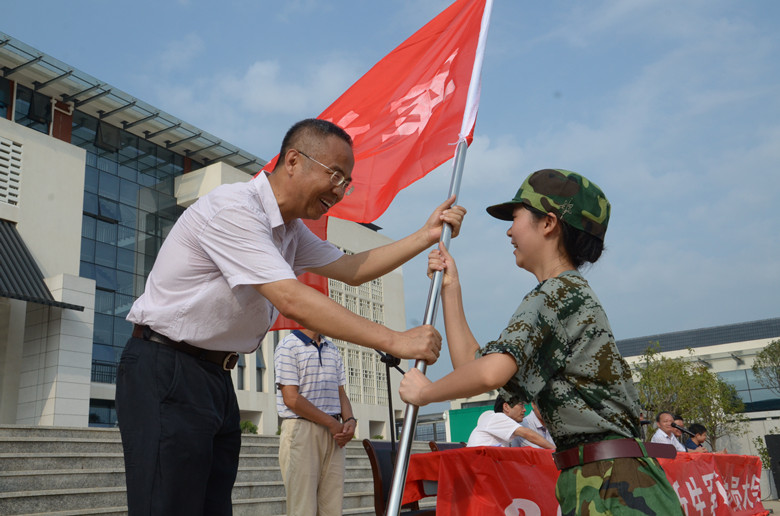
511,410,555,448
650,428,687,452
127,174,343,352
274,331,346,419
466,411,520,447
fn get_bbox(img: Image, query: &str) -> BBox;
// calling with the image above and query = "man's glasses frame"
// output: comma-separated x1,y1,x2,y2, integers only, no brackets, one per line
296,150,354,196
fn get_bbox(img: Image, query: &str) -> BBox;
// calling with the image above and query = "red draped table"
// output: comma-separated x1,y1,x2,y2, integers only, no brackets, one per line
402,446,768,516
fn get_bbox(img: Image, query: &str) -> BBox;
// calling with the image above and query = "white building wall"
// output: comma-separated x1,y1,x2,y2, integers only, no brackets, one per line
17,274,94,426
0,298,26,422
0,118,96,427
0,118,85,276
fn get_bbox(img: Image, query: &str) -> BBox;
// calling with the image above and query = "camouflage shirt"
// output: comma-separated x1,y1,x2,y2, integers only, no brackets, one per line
481,270,640,451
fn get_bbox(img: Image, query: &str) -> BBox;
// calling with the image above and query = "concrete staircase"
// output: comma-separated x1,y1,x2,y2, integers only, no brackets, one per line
0,425,435,516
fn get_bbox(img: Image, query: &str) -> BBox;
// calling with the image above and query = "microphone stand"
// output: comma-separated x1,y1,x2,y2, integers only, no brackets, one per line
672,423,696,449
375,350,405,452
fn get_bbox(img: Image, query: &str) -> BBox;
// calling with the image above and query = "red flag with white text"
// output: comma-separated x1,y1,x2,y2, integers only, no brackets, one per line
267,0,490,330
261,0,488,223
320,0,487,222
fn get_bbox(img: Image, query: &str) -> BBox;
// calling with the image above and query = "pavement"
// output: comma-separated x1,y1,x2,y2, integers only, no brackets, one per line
763,499,780,513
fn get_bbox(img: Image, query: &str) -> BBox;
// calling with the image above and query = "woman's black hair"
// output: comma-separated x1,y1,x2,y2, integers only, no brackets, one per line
523,204,604,268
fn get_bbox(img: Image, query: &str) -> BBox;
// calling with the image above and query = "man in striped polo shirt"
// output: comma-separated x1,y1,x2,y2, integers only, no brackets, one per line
274,328,356,516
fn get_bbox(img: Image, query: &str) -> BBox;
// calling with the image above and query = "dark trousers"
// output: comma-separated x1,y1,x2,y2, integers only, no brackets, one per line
116,337,241,516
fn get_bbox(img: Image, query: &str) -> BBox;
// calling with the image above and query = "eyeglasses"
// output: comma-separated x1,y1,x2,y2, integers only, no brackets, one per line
296,150,354,196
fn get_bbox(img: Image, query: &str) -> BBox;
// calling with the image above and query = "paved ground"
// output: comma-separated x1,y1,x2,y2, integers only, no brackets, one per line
763,499,779,513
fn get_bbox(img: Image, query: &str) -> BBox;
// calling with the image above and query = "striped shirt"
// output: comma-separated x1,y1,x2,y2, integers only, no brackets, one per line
274,331,346,419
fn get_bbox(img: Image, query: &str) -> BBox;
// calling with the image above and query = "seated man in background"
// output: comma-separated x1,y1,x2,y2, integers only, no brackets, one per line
650,411,686,452
685,423,708,451
685,423,727,453
467,397,555,449
511,402,555,449
672,415,686,443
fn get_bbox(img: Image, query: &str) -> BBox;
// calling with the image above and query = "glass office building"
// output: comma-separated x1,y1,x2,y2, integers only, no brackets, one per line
74,111,189,425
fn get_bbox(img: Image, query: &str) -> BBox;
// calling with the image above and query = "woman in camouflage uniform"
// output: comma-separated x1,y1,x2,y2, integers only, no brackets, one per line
399,169,682,515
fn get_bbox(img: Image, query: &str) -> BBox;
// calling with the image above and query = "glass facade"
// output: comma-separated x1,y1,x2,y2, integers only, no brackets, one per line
0,78,9,119
89,399,118,428
72,111,189,426
13,84,50,134
718,369,780,412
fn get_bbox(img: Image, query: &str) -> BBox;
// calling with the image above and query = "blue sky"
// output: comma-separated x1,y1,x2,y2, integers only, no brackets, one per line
5,1,780,406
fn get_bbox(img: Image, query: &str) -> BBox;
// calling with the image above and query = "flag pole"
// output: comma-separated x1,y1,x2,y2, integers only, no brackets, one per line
385,2,492,514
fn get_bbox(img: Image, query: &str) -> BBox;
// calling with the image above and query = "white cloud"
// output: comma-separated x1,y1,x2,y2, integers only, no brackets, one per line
156,33,204,72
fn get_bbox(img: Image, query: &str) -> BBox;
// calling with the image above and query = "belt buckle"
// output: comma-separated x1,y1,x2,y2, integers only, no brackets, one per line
223,352,239,371
552,452,563,469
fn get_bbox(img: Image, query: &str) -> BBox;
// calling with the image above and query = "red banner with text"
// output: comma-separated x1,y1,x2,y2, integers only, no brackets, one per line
403,448,768,516
659,453,765,516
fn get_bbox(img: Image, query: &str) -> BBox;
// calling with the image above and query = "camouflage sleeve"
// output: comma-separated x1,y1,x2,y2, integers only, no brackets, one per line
480,288,569,406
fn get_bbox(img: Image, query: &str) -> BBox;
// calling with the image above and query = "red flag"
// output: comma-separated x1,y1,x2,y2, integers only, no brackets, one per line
268,217,328,332
320,0,486,222
262,0,488,223
267,0,490,330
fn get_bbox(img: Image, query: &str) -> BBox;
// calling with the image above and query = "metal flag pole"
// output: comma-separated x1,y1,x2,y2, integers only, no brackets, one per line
385,141,468,516
385,1,492,513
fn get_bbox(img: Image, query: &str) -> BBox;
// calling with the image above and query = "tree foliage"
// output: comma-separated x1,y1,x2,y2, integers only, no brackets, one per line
240,420,258,434
633,343,747,451
751,339,780,397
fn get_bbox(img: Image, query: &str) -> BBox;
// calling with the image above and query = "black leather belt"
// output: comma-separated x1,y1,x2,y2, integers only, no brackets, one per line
132,324,239,371
552,438,677,470
283,414,342,421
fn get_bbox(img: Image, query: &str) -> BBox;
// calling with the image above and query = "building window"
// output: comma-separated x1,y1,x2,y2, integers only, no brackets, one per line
236,354,246,390
347,348,362,403
0,134,22,206
376,357,389,405
718,368,780,412
76,111,185,391
13,84,50,134
0,78,10,119
256,348,265,392
89,399,117,428
328,274,388,406
362,351,376,404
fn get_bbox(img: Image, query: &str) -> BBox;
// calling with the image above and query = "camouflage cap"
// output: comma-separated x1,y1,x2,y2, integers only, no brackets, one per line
486,169,611,241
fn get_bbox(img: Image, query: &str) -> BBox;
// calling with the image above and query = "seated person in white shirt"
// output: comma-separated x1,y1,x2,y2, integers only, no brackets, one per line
467,397,555,449
511,402,555,449
650,411,686,452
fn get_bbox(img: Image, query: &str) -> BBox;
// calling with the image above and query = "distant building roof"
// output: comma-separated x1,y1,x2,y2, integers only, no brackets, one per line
0,32,266,175
617,317,780,357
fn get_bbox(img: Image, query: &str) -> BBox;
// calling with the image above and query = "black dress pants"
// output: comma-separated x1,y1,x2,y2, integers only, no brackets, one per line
116,337,241,516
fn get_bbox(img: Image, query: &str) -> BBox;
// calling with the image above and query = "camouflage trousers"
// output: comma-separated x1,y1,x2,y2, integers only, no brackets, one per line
555,456,683,516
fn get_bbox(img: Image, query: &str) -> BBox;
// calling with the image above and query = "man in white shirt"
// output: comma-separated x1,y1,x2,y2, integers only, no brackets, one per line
467,397,556,449
650,411,687,452
511,402,555,449
116,119,466,516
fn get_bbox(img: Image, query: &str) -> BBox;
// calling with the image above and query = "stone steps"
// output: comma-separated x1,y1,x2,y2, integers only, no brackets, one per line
0,425,434,516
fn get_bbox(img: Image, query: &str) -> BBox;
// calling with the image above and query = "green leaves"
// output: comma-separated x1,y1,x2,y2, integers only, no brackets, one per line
751,339,780,397
634,343,747,450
